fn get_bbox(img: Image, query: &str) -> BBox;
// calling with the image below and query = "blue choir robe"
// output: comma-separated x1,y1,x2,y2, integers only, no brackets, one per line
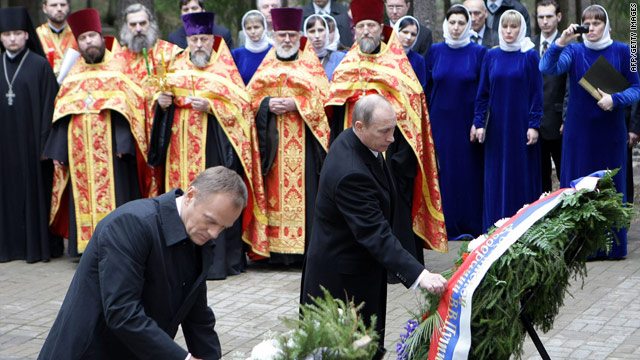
426,42,486,239
231,46,271,85
473,48,543,231
322,50,346,81
407,49,426,90
540,41,640,258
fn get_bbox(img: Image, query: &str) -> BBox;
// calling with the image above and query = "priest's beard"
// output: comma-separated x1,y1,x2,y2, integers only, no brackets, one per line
190,49,211,68
275,39,300,59
120,25,159,54
357,34,380,54
81,42,106,64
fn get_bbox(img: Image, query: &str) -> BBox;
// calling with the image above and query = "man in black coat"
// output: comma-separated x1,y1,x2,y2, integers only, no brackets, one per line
168,0,234,49
485,0,531,45
464,0,496,48
532,0,566,192
302,0,353,48
384,0,432,59
300,94,447,359
38,167,248,360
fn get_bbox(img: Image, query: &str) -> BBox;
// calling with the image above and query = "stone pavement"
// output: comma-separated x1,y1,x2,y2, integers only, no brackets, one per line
1,226,639,360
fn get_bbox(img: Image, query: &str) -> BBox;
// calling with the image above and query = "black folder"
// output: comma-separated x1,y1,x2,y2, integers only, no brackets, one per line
578,55,629,100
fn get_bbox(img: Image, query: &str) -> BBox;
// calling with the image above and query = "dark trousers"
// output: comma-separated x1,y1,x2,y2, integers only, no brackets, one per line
541,137,562,193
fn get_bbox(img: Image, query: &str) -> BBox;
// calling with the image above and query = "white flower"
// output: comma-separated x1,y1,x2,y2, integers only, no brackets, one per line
247,339,282,360
467,234,487,252
493,217,510,228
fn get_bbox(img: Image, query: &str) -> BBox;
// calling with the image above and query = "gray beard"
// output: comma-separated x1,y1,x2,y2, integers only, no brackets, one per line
275,44,299,59
190,50,211,68
358,37,379,54
121,28,158,54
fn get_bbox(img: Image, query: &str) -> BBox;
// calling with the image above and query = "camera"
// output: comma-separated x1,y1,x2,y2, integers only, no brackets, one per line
575,26,589,34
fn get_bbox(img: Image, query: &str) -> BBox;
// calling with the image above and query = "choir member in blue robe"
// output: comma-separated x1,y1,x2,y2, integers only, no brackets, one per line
540,5,640,259
425,5,486,239
231,10,271,85
473,10,543,231
303,14,345,81
393,16,426,90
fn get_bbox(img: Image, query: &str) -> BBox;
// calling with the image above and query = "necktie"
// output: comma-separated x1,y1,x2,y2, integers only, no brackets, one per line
489,2,498,13
472,35,479,44
541,40,549,57
377,153,385,170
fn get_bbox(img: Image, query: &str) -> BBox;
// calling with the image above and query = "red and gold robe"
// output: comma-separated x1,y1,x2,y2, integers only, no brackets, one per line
327,27,447,252
116,39,182,197
50,50,146,253
36,23,77,75
153,36,268,254
247,38,330,257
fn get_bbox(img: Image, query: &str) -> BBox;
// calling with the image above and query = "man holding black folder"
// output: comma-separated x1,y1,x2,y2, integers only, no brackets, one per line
540,4,640,259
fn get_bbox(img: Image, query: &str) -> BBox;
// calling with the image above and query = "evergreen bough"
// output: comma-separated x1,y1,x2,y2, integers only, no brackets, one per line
400,170,634,359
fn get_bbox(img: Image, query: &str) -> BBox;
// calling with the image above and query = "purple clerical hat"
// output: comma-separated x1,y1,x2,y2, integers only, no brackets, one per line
182,11,215,36
271,8,303,31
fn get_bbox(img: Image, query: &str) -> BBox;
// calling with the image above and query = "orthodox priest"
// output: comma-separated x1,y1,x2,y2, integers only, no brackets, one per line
326,0,447,265
0,7,60,263
247,7,330,264
116,3,182,197
36,0,77,76
148,11,267,280
43,8,146,257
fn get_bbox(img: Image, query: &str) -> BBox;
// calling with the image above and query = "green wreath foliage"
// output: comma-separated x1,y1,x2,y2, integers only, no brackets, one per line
403,170,634,359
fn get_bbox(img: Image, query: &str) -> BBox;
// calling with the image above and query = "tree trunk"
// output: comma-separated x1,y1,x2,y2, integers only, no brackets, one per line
558,0,570,33
413,0,437,39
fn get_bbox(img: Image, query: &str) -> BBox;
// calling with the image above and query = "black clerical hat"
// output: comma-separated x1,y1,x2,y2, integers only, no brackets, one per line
0,7,45,57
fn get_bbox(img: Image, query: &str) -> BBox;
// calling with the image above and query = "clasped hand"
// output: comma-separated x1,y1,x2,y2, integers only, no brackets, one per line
269,97,297,115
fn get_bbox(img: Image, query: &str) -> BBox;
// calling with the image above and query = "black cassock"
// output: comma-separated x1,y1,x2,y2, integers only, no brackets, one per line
148,104,246,280
0,48,61,263
43,110,141,257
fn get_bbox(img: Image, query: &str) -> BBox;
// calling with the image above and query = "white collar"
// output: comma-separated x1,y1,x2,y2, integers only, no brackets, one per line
48,23,67,33
487,0,503,13
313,1,331,14
540,30,558,45
5,49,24,59
477,25,486,38
176,196,183,216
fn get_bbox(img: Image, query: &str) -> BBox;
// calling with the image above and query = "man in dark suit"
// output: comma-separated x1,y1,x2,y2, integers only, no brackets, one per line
168,0,234,49
532,0,565,192
485,0,531,46
464,0,496,48
384,0,432,59
301,94,447,359
302,0,353,48
38,167,248,360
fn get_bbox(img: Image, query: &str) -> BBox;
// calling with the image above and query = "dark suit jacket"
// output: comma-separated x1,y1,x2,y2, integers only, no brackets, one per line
301,129,424,341
168,25,234,49
477,25,497,48
302,1,353,48
533,32,566,140
386,20,433,60
39,190,221,360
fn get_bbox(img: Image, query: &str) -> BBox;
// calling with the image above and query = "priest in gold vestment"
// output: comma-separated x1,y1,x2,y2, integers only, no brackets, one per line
326,0,447,265
116,3,182,198
44,9,146,256
247,7,330,264
36,0,77,76
148,11,267,279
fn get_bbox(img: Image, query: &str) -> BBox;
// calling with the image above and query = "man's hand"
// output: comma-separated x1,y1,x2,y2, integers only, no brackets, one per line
157,91,173,110
526,128,539,145
269,97,297,115
419,271,447,295
596,88,614,111
629,132,639,148
187,96,210,113
53,159,67,167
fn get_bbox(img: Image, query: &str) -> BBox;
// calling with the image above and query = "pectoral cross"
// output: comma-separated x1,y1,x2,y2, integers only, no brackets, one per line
6,88,15,106
83,91,95,111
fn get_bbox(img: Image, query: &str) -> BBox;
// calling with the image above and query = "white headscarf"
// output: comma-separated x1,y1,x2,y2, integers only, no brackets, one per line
582,5,613,51
303,14,330,58
498,10,535,53
393,15,421,53
442,5,473,49
242,10,270,53
322,14,341,52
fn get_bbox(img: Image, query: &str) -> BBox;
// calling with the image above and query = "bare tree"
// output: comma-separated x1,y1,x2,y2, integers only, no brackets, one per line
413,0,437,38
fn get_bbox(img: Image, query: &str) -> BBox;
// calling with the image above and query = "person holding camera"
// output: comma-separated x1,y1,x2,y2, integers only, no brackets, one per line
540,4,640,259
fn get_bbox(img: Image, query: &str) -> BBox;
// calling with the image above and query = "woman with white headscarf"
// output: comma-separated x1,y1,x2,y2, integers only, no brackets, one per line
303,14,345,81
393,16,426,89
322,14,347,52
540,5,640,259
231,10,272,85
424,5,487,239
473,9,543,231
